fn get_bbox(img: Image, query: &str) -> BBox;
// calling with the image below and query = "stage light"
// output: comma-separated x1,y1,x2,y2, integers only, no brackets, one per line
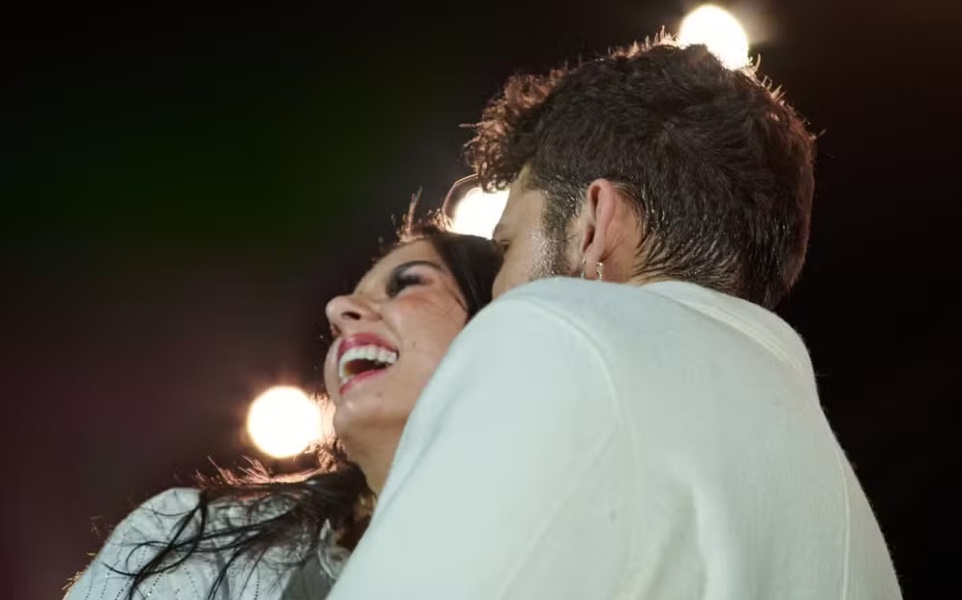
442,175,508,239
246,386,322,458
451,186,509,238
679,4,750,69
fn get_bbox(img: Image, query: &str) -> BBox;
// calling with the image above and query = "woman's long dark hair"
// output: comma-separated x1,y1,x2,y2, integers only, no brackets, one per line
118,220,503,599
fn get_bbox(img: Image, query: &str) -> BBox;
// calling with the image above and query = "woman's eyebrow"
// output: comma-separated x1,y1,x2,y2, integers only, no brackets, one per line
390,260,446,275
353,260,447,294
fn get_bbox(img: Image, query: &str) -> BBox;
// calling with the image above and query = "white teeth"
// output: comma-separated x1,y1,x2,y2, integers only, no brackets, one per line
337,344,398,388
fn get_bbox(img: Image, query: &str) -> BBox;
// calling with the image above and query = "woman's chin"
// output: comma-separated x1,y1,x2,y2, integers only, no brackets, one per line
331,406,362,445
332,403,382,450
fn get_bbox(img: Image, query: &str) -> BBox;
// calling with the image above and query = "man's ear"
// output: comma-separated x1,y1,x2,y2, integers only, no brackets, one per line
578,179,620,277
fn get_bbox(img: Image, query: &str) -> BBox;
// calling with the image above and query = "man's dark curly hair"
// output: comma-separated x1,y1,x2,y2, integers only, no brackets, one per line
466,35,816,308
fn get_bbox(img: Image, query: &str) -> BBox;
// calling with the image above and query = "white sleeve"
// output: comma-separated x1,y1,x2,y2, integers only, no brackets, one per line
328,297,634,599
64,488,218,600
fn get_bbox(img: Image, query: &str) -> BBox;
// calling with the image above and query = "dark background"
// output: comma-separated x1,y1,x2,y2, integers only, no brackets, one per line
3,1,959,598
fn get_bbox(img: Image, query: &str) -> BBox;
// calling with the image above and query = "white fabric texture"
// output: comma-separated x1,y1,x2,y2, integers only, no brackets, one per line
64,487,342,599
328,278,902,600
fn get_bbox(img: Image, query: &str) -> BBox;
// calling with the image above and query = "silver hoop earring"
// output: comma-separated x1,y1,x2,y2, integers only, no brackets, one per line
580,259,604,281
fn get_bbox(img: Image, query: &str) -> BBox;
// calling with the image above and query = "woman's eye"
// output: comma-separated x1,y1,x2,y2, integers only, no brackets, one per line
387,272,424,297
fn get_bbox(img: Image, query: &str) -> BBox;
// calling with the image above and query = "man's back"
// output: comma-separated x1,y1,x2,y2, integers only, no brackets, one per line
536,278,899,599
329,278,901,599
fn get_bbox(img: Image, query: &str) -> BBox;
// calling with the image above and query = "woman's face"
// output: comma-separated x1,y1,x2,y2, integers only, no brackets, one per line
323,240,468,484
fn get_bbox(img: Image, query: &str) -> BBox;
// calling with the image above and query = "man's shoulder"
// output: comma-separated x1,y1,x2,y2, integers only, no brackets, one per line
501,277,753,314
493,277,640,314
487,277,693,331
456,278,680,363
480,278,810,375
467,279,619,341
498,276,624,305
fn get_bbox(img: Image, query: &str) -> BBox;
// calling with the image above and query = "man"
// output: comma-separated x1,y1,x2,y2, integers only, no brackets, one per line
328,38,902,599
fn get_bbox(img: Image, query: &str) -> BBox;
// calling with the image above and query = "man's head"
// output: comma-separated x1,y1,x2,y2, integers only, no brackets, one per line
470,37,816,308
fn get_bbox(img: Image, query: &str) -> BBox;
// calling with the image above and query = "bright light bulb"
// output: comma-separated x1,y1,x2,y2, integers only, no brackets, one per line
246,386,322,458
450,187,509,238
679,4,750,70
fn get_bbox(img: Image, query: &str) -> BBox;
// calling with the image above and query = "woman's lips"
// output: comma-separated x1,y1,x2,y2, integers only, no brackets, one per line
335,332,398,396
339,367,388,396
336,332,397,364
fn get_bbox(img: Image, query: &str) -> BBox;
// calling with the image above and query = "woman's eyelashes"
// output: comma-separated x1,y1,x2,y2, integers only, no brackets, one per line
386,269,425,298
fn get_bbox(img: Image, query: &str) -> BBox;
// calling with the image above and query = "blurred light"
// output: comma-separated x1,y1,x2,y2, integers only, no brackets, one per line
246,386,321,458
450,186,509,238
679,4,750,69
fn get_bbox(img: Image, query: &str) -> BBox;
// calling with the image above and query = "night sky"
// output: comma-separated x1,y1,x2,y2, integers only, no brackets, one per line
3,2,960,598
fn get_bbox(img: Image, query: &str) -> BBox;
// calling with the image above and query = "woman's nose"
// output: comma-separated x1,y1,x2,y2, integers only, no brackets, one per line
325,293,377,333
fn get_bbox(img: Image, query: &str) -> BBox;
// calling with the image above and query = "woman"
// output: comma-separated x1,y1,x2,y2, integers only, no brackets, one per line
64,221,503,600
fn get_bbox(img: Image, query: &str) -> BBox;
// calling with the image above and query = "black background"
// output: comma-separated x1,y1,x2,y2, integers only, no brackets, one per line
3,1,959,598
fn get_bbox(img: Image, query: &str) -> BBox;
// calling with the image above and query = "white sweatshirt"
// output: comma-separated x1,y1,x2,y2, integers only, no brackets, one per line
328,278,902,599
